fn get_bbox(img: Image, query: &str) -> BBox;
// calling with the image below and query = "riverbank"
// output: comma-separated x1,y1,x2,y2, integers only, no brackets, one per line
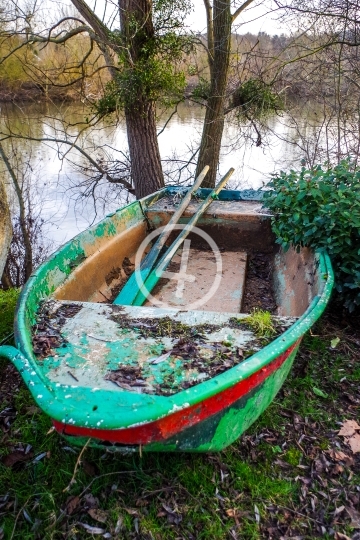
0,291,359,539
0,80,201,103
0,83,83,103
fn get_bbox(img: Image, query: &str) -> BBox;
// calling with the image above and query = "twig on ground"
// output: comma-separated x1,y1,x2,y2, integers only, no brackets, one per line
9,496,31,540
63,438,91,492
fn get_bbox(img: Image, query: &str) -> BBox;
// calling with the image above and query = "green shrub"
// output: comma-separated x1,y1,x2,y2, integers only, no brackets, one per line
263,159,360,312
0,289,20,342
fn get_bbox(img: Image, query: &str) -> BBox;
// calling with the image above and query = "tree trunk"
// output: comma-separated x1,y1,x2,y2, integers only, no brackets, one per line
0,176,12,282
126,100,164,199
196,0,232,188
119,0,164,198
71,0,164,198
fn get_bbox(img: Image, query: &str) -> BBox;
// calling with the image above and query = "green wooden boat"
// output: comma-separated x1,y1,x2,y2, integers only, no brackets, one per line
0,187,333,452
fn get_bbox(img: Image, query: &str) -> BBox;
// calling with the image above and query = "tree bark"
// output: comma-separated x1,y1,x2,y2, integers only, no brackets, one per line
0,175,12,282
195,0,232,188
119,0,164,198
125,100,164,199
70,0,164,198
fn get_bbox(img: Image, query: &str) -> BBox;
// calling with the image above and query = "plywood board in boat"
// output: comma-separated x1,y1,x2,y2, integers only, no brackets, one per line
144,249,247,312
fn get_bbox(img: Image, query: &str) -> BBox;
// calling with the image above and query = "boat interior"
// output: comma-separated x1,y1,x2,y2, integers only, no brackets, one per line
52,190,320,317
25,189,323,395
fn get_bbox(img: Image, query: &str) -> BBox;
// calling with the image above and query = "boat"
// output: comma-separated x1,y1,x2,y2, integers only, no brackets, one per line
0,185,334,452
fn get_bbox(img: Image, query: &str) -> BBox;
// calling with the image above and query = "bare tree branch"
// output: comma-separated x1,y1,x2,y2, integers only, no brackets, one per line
0,134,133,190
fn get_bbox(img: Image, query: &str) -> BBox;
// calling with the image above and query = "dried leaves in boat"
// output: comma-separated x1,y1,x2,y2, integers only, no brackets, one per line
103,337,249,396
32,301,82,359
104,365,152,393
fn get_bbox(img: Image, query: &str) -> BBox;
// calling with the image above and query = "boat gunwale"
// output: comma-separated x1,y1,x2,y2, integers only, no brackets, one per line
2,188,334,430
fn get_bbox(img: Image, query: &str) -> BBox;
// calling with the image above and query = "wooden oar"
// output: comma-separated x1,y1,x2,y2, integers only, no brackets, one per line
132,167,234,306
113,165,210,305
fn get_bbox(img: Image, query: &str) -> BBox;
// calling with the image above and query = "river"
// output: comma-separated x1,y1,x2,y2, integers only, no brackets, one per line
0,101,312,248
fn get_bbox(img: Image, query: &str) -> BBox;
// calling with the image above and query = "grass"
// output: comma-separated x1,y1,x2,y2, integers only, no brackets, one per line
0,288,20,342
243,309,276,338
0,292,359,539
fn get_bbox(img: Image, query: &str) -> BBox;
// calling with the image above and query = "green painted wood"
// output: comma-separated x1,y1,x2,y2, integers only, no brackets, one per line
58,345,299,452
132,168,234,306
114,166,210,306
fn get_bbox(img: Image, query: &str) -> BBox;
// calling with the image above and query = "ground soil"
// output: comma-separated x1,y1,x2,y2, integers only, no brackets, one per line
1,301,359,538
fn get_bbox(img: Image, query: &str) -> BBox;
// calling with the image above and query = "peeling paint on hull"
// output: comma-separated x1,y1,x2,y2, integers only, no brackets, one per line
53,341,299,452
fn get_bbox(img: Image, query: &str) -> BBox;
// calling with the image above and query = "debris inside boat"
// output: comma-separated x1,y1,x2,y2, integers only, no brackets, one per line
31,300,295,396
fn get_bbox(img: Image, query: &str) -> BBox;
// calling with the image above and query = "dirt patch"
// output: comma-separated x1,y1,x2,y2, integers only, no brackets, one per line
109,313,220,340
107,257,136,302
242,252,277,313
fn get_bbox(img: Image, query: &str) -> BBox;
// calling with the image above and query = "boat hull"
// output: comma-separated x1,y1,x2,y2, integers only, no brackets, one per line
0,187,334,452
53,340,300,452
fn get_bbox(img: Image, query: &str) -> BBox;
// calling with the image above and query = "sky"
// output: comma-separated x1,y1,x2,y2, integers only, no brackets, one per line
185,1,287,35
44,0,288,36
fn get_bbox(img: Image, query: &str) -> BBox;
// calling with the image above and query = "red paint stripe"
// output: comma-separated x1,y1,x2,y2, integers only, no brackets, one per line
53,341,300,444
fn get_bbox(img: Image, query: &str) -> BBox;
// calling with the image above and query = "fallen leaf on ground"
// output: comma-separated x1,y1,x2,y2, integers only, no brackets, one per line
334,505,345,516
83,494,99,509
346,506,360,528
327,449,348,461
82,460,99,477
125,508,138,516
330,337,340,348
312,387,328,398
2,451,34,467
88,508,108,523
335,534,352,540
78,522,106,534
338,419,360,437
136,498,149,507
114,516,123,534
331,463,344,475
65,495,80,515
348,433,360,454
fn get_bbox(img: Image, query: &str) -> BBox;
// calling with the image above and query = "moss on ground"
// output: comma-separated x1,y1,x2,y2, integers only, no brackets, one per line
0,293,359,539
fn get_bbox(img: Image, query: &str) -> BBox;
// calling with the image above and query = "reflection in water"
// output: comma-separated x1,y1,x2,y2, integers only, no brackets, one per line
0,101,305,247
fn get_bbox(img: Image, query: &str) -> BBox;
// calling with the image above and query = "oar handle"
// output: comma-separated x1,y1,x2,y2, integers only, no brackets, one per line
149,165,210,257
113,165,210,306
133,167,234,305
